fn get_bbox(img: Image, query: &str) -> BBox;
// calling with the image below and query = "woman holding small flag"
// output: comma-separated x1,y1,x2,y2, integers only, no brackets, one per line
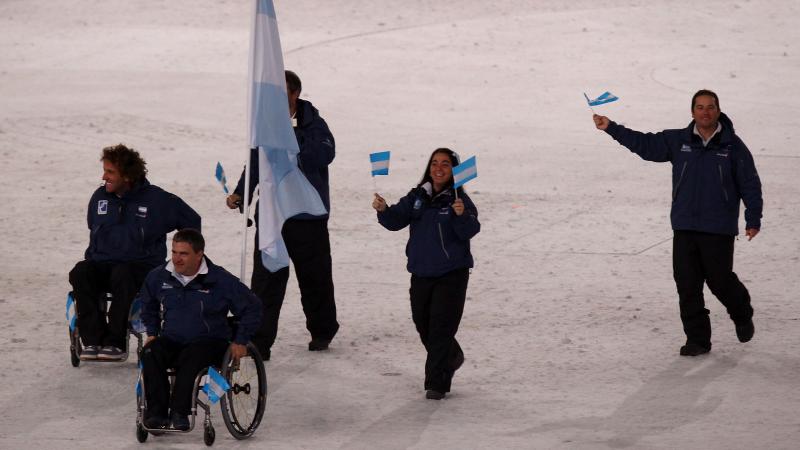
372,148,480,400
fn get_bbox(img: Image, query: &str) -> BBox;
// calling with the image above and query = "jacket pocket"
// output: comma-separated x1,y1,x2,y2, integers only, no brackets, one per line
437,223,451,260
673,161,688,201
718,164,729,203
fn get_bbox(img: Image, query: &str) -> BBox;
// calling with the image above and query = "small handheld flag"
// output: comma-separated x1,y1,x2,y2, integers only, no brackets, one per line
129,298,145,335
584,91,619,107
452,156,477,189
215,162,229,194
66,293,77,332
203,367,231,404
370,151,391,176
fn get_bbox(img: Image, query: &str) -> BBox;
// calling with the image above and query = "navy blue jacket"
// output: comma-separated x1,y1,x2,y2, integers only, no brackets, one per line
235,98,335,221
605,113,762,236
138,257,262,345
85,178,201,267
378,186,480,277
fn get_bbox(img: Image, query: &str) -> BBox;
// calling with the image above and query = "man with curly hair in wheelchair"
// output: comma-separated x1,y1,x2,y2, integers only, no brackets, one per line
138,229,261,430
68,144,201,361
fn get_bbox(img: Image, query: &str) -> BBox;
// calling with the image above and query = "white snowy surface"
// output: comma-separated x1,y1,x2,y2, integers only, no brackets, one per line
1,0,799,448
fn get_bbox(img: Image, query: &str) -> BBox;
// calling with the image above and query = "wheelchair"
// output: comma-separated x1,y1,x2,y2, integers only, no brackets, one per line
66,291,144,367
135,342,267,446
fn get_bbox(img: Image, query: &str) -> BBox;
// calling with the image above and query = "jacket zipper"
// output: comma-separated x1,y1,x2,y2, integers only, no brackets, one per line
673,161,687,200
438,223,450,259
718,165,729,202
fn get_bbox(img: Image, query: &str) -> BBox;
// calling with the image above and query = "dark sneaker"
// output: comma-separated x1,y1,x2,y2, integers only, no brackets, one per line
426,390,446,400
80,345,99,360
144,414,169,429
170,412,190,431
679,342,711,356
308,339,331,351
97,346,127,361
735,319,754,343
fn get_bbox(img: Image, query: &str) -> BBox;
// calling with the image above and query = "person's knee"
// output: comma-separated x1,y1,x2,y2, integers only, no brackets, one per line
69,260,92,284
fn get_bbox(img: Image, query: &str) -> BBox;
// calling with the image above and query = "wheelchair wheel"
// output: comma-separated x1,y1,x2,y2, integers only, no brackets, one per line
136,422,148,443
204,424,215,446
219,343,267,439
69,329,80,368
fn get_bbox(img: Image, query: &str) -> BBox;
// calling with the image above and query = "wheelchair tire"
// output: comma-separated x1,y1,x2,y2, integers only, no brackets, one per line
204,424,215,446
69,329,80,367
219,343,267,439
136,422,148,443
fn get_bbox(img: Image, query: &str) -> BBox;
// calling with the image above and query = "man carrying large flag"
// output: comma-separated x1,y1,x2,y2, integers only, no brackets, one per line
226,0,338,361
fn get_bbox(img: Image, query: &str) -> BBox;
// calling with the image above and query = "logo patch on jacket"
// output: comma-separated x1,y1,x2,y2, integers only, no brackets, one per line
137,206,148,218
160,283,173,289
680,144,692,152
97,200,108,215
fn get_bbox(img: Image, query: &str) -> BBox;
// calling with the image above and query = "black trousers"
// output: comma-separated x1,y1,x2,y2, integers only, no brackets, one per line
141,337,229,417
250,218,339,352
673,230,753,348
68,260,152,348
409,268,469,393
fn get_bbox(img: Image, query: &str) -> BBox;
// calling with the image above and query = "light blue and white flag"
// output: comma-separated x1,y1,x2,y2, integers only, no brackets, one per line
215,162,229,194
584,91,619,107
249,0,327,271
203,367,231,404
452,156,478,189
129,298,146,335
369,151,391,176
66,292,77,331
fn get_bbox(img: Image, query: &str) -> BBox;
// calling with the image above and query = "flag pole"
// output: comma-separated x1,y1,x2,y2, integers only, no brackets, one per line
240,149,252,282
583,93,596,114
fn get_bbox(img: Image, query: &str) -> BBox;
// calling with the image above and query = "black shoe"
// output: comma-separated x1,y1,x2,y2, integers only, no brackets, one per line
308,339,331,351
144,414,169,429
170,412,190,431
735,319,754,343
426,390,446,400
679,342,711,356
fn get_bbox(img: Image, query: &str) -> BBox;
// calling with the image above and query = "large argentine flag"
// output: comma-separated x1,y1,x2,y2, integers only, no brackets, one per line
249,0,327,271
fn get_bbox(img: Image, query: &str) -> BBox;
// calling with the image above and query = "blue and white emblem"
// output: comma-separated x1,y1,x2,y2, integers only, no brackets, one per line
137,206,148,218
97,200,108,215
680,144,692,152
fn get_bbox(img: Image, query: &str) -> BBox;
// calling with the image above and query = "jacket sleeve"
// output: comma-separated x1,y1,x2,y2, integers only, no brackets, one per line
605,121,673,163
138,272,161,336
170,193,201,232
233,147,259,204
84,192,96,260
228,280,263,345
377,190,416,231
733,138,763,230
296,116,335,171
452,192,480,240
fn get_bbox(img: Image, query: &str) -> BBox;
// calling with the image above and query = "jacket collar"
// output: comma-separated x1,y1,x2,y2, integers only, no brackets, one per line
159,256,221,287
295,99,319,128
683,112,735,146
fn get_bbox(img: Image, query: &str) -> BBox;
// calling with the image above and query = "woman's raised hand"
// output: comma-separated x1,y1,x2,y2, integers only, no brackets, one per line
372,193,387,212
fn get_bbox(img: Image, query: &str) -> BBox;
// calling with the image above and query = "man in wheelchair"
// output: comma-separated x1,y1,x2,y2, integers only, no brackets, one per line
68,144,201,360
138,229,261,430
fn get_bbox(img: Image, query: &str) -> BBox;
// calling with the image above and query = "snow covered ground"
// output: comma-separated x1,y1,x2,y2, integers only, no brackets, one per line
1,0,799,448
